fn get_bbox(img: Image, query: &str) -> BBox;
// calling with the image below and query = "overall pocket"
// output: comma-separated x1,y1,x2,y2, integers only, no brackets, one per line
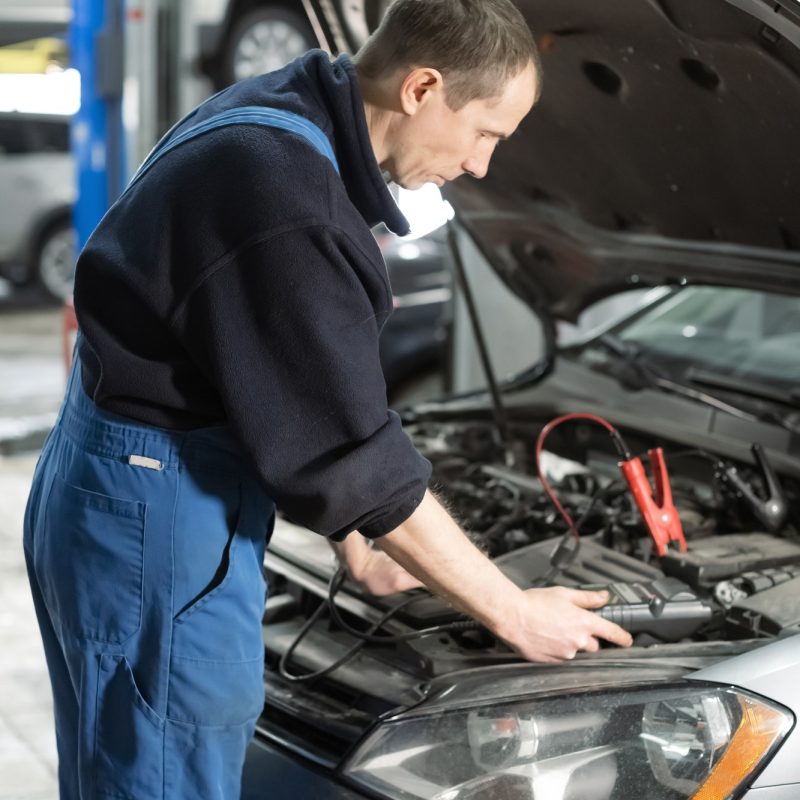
94,654,164,799
168,478,268,726
38,474,145,644
170,477,267,662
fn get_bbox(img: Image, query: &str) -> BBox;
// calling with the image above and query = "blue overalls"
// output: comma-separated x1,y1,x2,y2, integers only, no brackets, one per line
23,109,339,799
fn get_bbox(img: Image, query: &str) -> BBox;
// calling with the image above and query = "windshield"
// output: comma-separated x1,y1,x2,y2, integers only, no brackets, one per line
612,286,800,394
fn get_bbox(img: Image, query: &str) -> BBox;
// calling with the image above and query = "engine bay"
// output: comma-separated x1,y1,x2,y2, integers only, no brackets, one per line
398,416,800,646
262,412,800,705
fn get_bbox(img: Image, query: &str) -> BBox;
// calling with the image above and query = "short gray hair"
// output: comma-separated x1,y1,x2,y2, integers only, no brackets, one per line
353,0,541,110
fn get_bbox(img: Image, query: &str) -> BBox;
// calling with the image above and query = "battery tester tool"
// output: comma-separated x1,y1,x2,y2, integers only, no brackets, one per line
535,414,710,639
590,577,711,638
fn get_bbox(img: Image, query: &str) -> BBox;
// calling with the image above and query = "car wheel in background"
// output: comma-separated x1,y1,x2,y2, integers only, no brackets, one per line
221,7,316,85
35,219,76,303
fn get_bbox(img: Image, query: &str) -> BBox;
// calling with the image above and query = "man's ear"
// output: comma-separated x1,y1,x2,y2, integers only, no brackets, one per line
399,67,444,115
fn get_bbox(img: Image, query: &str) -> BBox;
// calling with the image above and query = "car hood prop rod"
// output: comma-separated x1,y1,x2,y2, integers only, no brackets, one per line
447,221,514,464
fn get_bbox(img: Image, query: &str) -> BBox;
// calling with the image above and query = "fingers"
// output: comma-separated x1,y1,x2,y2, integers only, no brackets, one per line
363,572,422,596
559,631,610,660
355,550,426,596
535,634,610,662
561,590,634,647
388,572,425,594
580,636,601,653
591,616,634,648
568,588,612,609
562,589,633,647
499,586,635,662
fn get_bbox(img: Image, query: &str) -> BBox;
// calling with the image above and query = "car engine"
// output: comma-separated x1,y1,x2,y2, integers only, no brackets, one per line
402,417,800,645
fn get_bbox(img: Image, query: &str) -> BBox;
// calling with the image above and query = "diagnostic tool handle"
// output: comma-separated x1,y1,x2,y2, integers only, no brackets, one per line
593,578,712,640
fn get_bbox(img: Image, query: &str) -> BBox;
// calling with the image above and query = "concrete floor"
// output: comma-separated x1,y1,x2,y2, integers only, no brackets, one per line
0,453,58,800
0,306,62,800
0,306,64,448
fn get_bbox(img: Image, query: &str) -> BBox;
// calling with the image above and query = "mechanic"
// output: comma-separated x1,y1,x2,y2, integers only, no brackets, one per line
23,0,632,797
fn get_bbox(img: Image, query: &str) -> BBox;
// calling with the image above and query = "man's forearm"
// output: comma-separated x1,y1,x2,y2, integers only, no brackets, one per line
376,490,525,640
329,489,631,662
375,490,632,662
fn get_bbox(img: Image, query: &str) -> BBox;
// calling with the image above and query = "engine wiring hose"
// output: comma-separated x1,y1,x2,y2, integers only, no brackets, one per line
535,412,631,533
279,568,479,683
325,567,480,643
278,576,418,683
278,568,420,683
531,413,634,584
530,479,625,587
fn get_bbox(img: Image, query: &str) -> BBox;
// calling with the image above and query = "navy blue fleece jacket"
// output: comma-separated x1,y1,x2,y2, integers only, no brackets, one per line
73,50,432,540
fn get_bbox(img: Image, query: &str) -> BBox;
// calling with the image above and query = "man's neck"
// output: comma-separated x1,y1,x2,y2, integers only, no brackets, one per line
356,71,396,170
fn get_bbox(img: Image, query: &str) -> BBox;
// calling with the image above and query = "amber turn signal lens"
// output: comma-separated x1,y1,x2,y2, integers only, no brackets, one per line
692,695,792,800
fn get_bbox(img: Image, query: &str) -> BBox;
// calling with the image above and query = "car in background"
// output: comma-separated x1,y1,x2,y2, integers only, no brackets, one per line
0,36,68,74
0,111,75,301
237,0,800,798
200,2,317,88
197,0,388,87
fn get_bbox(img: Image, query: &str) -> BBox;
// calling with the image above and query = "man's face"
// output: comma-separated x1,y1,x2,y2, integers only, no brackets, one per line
386,62,538,191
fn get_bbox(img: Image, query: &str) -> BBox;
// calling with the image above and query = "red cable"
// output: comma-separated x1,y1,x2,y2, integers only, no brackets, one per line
535,412,628,534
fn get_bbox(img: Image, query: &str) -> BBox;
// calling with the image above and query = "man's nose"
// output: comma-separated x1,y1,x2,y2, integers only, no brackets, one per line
462,150,492,180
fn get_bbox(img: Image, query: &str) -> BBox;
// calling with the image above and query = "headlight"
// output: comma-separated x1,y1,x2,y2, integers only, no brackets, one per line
344,682,792,800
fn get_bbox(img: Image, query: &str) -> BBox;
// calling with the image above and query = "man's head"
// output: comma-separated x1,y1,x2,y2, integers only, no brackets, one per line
354,0,541,190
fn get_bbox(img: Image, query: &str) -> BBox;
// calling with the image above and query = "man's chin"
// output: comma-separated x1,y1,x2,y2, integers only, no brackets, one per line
394,177,444,191
393,178,425,191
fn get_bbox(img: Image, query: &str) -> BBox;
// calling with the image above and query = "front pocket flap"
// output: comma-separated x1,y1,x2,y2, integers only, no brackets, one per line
61,480,145,518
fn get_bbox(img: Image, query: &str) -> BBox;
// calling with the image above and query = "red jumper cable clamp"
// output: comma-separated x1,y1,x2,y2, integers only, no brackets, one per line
619,448,686,556
536,414,687,558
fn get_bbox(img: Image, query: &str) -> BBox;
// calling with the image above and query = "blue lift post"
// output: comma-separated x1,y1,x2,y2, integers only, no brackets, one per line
70,0,127,252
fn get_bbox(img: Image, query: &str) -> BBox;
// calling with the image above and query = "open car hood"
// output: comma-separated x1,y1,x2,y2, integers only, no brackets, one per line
443,0,800,321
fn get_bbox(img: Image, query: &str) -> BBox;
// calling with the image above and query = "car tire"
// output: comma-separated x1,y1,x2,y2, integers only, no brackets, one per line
35,219,76,303
220,7,316,86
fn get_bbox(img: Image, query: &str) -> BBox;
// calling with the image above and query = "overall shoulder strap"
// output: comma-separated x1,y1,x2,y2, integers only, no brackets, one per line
127,106,339,193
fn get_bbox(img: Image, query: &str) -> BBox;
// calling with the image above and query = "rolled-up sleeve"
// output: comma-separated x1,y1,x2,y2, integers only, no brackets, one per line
172,223,432,540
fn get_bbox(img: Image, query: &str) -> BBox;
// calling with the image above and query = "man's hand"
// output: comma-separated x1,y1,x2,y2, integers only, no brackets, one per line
498,586,632,663
329,533,424,596
377,491,633,663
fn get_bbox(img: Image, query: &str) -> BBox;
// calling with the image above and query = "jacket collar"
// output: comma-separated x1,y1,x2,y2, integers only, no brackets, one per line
301,50,410,236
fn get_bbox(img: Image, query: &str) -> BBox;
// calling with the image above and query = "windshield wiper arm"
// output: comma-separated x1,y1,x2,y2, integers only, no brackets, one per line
593,334,767,424
686,369,800,408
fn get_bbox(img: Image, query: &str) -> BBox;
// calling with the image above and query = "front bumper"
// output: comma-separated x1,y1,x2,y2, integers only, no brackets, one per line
242,734,369,800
